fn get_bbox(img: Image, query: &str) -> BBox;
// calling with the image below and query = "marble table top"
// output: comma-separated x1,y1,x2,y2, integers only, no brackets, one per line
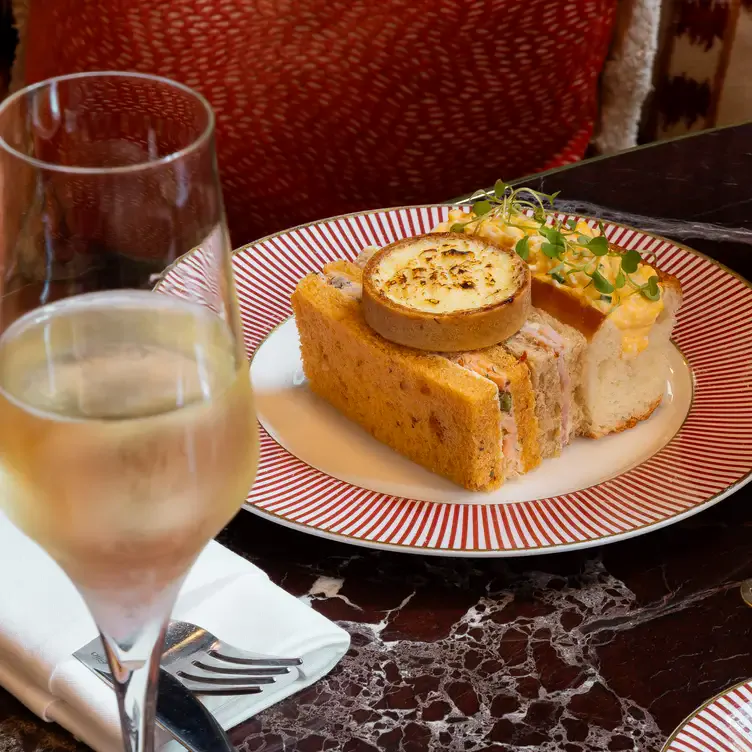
2,123,752,752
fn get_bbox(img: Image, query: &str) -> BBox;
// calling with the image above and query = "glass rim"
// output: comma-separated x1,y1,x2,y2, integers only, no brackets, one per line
0,70,216,175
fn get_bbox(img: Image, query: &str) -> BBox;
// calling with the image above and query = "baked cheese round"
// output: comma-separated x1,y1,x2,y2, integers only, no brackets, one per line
362,233,531,351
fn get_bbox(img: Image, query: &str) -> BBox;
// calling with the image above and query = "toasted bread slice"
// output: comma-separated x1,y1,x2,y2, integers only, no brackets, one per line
361,233,531,352
292,274,508,491
448,347,541,476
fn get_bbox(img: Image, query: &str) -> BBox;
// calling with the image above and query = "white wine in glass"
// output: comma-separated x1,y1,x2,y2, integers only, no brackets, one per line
0,72,258,752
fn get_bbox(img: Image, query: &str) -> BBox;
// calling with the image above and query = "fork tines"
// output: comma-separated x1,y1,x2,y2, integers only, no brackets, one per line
192,661,290,676
207,650,302,668
175,648,304,696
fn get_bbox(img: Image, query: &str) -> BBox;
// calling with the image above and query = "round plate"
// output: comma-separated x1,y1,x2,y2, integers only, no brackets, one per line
663,679,752,752
156,205,752,556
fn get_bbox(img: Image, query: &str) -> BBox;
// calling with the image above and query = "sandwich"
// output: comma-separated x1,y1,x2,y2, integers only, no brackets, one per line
292,254,587,490
292,264,540,491
435,190,683,438
505,309,586,456
290,185,682,491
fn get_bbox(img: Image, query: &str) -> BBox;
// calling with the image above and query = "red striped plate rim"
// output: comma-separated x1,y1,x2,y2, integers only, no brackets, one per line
663,679,752,752
157,205,752,556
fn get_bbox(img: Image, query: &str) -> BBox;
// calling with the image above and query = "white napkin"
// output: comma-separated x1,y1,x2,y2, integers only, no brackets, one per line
0,514,350,752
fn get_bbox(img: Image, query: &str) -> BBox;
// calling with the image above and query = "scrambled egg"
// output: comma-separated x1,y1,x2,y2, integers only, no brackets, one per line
435,210,664,357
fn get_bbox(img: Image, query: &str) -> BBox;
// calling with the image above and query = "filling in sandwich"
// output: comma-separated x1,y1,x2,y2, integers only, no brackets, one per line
356,246,379,268
448,353,522,477
322,271,362,300
519,321,572,448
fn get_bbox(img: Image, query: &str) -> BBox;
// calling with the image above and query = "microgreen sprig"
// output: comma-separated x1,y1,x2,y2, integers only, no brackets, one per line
449,181,660,304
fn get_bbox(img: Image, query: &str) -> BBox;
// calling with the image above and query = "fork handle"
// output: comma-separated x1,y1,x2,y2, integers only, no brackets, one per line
157,670,235,752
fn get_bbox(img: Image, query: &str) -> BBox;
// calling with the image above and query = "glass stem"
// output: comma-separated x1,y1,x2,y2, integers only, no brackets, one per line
102,621,168,752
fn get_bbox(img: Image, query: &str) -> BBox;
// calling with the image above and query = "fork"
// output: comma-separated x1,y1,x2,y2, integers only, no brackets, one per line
160,620,303,696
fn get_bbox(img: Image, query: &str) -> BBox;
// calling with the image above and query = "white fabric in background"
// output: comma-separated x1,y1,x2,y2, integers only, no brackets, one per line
595,0,663,154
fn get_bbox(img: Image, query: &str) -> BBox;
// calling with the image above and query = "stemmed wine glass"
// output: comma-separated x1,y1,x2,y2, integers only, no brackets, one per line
0,72,258,752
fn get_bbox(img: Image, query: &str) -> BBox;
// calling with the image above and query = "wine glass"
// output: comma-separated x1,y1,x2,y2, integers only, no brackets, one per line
0,72,258,752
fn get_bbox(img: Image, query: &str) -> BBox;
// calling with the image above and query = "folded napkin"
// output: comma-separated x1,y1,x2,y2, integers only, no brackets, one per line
0,514,350,752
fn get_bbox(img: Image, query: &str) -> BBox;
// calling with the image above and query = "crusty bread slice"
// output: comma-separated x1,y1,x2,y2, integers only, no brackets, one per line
578,281,682,438
530,260,682,438
291,274,508,491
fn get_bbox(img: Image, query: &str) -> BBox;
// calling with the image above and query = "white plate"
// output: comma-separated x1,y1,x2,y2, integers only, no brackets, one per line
156,204,752,556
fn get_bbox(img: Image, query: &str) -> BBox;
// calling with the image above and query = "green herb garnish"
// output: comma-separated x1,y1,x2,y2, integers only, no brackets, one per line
453,181,660,304
473,199,493,217
515,235,530,261
587,236,609,256
539,226,566,247
541,242,562,260
642,275,661,301
620,249,642,274
499,391,513,413
494,179,508,199
591,269,615,294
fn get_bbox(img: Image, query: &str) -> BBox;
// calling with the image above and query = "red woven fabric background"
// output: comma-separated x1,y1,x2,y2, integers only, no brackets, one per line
23,0,616,244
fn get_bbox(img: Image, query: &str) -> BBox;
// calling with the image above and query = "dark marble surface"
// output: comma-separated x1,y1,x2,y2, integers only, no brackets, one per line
2,124,752,752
